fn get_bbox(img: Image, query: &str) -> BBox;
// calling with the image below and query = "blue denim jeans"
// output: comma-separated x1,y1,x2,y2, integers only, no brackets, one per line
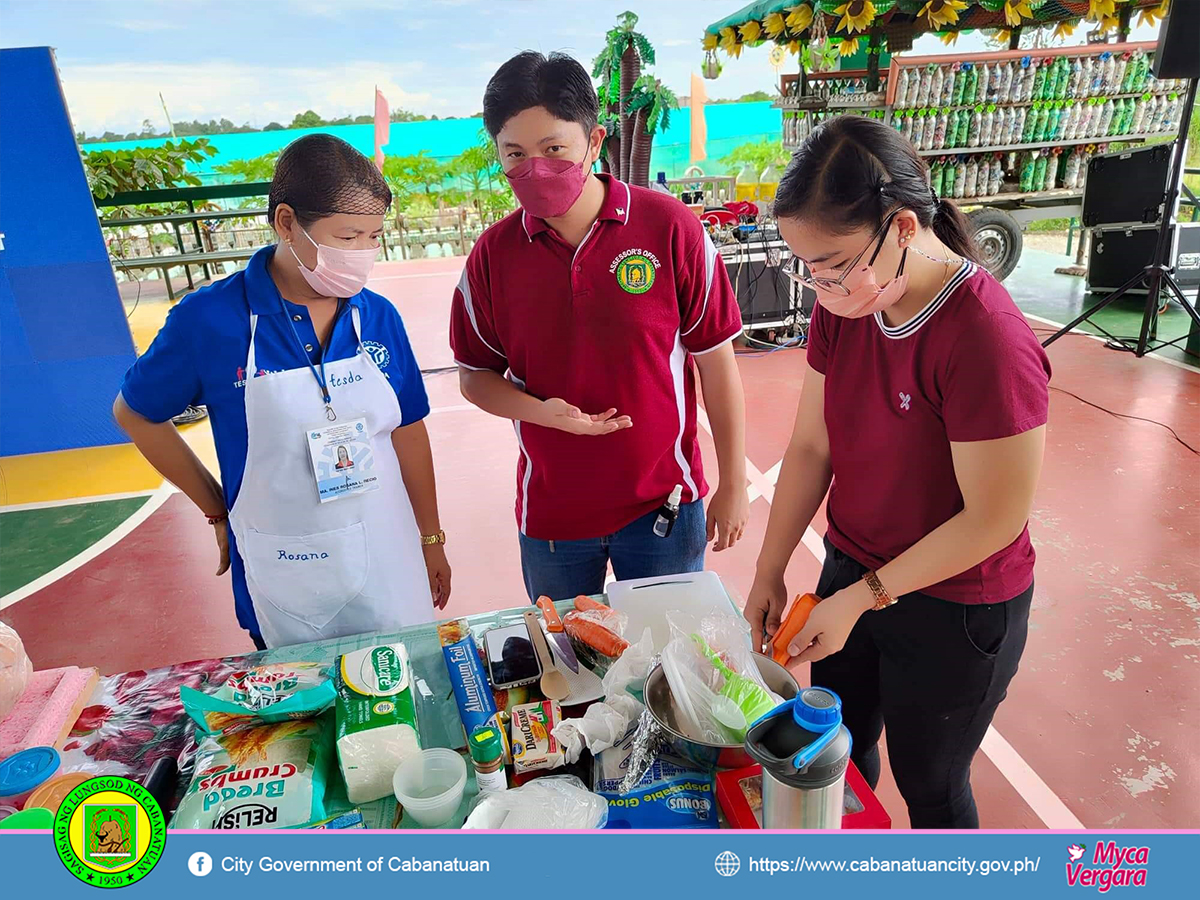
518,500,707,602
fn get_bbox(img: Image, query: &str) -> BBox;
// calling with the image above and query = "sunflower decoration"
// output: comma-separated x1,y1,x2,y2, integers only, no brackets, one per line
1003,0,1034,27
920,0,967,28
994,27,1013,43
833,1,878,34
786,3,814,34
740,19,764,44
764,11,788,38
1053,18,1079,40
719,26,740,55
786,39,804,55
838,36,862,56
1086,0,1117,21
938,30,961,45
702,32,719,52
1138,0,1169,29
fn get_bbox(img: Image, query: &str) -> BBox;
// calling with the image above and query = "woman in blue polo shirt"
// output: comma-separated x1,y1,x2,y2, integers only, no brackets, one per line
114,134,451,649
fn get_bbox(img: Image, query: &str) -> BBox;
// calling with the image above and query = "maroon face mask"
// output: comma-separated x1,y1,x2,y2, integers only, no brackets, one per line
504,154,590,218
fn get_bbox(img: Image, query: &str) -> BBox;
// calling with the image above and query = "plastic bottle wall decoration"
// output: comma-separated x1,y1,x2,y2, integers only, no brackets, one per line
1019,153,1036,193
998,62,1014,103
964,158,979,198
922,109,937,151
1067,57,1083,99
953,159,966,199
980,106,995,147
968,106,982,148
912,110,926,150
931,66,944,111
895,69,910,109
937,65,950,106
989,156,1004,195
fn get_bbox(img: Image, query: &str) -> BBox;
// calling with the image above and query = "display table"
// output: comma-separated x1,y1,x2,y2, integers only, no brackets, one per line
58,603,560,829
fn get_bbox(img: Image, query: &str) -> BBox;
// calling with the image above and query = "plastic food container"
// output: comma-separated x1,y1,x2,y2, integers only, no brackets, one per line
392,749,467,827
0,806,54,829
0,747,60,809
24,772,92,814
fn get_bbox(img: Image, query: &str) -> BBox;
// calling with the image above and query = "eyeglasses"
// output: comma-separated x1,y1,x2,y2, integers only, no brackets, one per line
784,210,900,296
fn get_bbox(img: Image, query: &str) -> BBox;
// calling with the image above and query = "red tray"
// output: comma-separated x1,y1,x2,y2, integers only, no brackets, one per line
716,759,891,830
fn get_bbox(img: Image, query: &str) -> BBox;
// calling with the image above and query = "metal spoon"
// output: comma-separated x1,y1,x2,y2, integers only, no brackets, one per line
523,609,569,701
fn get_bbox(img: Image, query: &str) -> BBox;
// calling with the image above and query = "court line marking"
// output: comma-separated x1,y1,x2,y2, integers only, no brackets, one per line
1025,312,1200,374
0,483,175,612
0,489,159,514
695,403,1083,830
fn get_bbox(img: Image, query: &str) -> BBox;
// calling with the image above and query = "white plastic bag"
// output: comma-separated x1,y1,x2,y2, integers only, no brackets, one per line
462,775,608,830
601,627,654,700
0,622,33,723
660,612,782,744
551,694,644,764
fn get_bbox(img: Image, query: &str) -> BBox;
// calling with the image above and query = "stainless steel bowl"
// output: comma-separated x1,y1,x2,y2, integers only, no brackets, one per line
644,651,798,770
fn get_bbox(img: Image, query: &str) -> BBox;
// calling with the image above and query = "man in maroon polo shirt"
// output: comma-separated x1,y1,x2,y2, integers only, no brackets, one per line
450,51,748,601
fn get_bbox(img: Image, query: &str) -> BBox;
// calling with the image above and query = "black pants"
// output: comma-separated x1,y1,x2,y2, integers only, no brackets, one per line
810,538,1032,829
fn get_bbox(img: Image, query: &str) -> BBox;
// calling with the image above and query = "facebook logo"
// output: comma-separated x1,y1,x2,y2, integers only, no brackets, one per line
188,852,213,877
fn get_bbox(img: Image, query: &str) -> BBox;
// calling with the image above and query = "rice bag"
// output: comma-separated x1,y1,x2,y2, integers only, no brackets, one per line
334,643,421,804
173,719,332,829
181,663,335,735
593,721,718,829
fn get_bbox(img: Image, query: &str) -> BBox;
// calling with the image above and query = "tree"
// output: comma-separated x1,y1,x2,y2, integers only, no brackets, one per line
625,76,676,188
383,150,447,200
263,122,285,131
719,139,790,179
290,109,324,129
612,12,654,182
452,137,500,205
592,27,623,176
213,150,279,183
82,138,217,201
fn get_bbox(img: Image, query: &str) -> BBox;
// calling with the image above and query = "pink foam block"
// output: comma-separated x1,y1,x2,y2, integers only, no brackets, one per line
0,667,99,758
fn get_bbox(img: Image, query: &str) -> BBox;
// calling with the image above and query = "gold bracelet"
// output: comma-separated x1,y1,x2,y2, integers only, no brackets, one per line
420,530,446,546
864,570,897,611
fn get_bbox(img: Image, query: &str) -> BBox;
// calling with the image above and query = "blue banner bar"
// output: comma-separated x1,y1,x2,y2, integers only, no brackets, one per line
2,831,1193,897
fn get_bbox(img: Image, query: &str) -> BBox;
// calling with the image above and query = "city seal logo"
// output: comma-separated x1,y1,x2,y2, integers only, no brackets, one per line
55,776,165,888
610,248,661,295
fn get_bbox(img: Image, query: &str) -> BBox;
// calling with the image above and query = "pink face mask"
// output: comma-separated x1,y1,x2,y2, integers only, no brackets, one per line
505,154,590,219
809,255,910,319
289,227,378,298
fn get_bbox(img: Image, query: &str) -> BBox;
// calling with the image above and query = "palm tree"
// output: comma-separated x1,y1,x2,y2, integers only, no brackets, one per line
611,11,654,183
592,31,623,177
625,77,676,189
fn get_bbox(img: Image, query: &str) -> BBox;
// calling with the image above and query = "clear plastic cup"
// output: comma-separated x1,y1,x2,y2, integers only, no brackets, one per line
392,749,467,828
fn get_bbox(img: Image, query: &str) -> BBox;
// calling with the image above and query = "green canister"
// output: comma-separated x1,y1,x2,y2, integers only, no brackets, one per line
468,724,508,795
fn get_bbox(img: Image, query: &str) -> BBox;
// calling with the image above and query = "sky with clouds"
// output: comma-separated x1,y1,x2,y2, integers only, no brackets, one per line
1,0,1160,136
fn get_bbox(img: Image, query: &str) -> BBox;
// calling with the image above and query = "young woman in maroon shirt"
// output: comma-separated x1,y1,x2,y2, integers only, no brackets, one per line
745,116,1051,828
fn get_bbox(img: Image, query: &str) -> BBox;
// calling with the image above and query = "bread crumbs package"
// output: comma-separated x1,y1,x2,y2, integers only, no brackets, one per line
173,719,332,829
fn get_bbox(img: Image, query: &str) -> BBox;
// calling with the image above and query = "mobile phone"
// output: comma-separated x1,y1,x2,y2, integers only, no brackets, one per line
484,622,542,689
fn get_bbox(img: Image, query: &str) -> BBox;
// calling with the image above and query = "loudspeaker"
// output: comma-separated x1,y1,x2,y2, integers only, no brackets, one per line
1082,143,1175,227
1152,4,1200,79
1086,222,1200,295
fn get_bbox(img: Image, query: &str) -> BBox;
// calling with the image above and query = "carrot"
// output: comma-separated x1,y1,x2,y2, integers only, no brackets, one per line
563,611,629,657
573,595,615,616
772,593,821,665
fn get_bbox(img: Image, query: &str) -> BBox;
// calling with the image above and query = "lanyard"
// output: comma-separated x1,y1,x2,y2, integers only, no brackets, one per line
283,296,343,421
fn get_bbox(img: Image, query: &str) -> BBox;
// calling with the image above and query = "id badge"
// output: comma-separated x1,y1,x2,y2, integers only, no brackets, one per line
305,417,381,503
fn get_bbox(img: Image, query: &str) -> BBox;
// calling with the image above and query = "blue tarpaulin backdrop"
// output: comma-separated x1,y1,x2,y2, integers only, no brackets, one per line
0,46,136,455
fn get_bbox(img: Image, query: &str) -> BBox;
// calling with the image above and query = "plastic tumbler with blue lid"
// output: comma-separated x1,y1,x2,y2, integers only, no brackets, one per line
744,687,852,829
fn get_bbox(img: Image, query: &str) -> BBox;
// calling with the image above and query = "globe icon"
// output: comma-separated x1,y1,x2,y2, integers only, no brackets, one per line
715,850,741,877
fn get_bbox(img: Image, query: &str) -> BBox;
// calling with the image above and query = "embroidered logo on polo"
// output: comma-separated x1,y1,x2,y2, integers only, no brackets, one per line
610,248,661,294
362,341,391,368
898,392,912,411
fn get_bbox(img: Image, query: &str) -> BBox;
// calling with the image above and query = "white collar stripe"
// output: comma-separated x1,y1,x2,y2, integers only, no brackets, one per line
874,260,975,340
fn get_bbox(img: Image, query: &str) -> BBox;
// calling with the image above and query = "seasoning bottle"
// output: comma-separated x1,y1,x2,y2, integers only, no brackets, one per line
468,725,508,795
653,484,683,538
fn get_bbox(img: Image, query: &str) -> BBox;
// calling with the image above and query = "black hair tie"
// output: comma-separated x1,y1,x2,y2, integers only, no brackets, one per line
930,185,940,206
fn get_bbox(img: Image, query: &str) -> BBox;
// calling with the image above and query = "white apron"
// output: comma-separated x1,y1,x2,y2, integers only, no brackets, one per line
229,304,433,648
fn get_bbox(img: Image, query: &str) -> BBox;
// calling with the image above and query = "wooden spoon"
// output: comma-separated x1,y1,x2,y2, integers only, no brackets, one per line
523,609,569,701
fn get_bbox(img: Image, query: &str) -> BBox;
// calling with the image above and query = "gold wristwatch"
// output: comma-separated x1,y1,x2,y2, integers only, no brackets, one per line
864,570,897,610
420,530,446,546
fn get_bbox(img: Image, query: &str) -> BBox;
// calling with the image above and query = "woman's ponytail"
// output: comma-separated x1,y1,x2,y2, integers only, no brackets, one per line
932,197,981,264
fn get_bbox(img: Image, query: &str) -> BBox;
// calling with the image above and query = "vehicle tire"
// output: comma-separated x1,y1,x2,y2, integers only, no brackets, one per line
967,208,1022,282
